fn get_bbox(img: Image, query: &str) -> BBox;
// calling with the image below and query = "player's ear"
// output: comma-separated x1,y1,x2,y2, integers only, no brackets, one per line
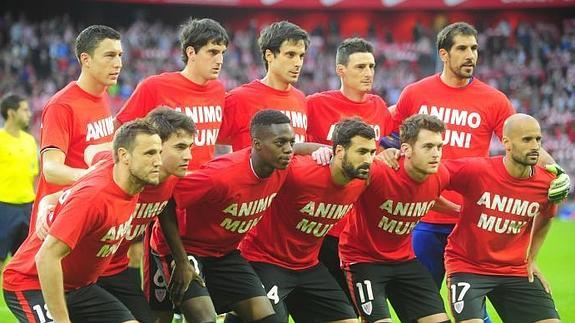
400,142,411,158
334,144,345,161
117,147,130,165
502,136,511,152
335,64,345,77
79,52,91,68
264,49,275,65
252,137,262,151
186,46,196,62
439,48,449,63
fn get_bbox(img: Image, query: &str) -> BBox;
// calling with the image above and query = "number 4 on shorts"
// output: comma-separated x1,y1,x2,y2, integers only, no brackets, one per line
267,285,279,304
450,282,471,314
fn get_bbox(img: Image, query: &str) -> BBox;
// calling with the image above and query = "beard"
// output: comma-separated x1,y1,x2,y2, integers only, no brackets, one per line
342,155,371,180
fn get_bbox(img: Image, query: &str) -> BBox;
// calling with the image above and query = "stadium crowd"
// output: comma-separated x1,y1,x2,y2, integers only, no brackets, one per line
1,14,574,173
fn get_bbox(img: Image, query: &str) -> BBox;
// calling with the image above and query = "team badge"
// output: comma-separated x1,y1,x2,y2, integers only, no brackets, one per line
155,289,166,302
454,300,464,314
361,301,373,315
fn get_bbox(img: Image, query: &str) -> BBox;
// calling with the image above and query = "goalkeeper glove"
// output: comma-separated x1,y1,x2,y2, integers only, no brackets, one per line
545,164,571,203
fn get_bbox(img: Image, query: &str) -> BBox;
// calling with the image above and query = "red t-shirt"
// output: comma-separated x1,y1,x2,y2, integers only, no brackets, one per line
151,148,288,257
217,80,307,150
392,74,515,225
115,72,225,170
444,157,556,277
339,159,451,266
3,163,138,291
240,155,366,270
89,152,179,277
306,90,394,238
30,82,114,232
306,90,393,145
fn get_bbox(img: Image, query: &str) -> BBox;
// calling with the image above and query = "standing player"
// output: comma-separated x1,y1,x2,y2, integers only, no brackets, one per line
239,118,376,322
3,120,161,323
151,110,295,322
115,18,228,170
217,21,309,151
390,22,569,303
94,108,197,323
113,18,228,313
305,37,394,304
0,94,37,271
340,115,451,323
30,25,122,233
444,114,560,322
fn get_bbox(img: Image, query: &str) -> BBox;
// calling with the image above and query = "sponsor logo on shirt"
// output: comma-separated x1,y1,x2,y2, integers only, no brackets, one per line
475,192,539,234
174,105,222,147
97,217,133,257
377,199,436,235
326,124,381,141
219,193,278,233
418,105,482,149
86,116,114,142
295,201,354,237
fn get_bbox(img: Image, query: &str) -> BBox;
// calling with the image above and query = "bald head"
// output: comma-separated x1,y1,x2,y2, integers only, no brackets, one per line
502,113,542,167
503,113,540,138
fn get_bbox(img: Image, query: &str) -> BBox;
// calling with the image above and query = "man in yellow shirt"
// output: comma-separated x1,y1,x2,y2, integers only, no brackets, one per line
0,94,38,270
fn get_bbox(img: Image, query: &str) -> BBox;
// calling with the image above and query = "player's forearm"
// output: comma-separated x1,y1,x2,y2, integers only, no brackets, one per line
528,216,552,262
431,196,460,217
293,142,329,155
35,251,70,322
158,202,188,265
43,160,87,186
84,142,112,166
537,148,556,166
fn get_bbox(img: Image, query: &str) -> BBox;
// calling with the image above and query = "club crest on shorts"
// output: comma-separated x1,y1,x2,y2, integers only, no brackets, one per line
361,301,373,315
155,289,166,302
454,300,464,314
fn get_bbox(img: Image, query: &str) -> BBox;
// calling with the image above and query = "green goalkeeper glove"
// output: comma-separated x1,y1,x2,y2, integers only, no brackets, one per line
545,164,571,204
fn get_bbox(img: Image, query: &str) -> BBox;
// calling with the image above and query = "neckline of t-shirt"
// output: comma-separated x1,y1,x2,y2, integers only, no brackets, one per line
72,81,105,101
176,72,213,90
253,80,294,96
494,155,536,182
398,158,432,185
330,90,371,105
435,74,476,91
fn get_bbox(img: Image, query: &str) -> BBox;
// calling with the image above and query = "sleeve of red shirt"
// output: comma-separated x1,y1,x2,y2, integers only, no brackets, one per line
48,192,102,250
115,80,155,125
92,151,113,165
217,92,239,145
492,94,516,141
304,95,320,143
173,170,225,210
392,87,413,132
443,158,474,193
41,103,73,153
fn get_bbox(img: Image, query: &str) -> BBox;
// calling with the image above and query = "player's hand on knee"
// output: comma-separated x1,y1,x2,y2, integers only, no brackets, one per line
545,164,571,204
35,200,55,240
168,261,203,305
376,148,400,170
311,146,333,165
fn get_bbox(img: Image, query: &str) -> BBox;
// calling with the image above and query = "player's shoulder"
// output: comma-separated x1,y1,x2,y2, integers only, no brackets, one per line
229,80,259,96
290,86,306,100
533,164,557,185
404,74,438,92
470,78,509,101
143,72,179,84
44,82,82,108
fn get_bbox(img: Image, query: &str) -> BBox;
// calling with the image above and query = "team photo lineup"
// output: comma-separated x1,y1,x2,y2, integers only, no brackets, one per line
0,5,573,323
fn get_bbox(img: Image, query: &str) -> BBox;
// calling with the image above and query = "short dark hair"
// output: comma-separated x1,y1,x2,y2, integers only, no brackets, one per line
250,109,291,138
75,25,121,61
400,114,445,146
180,18,229,64
332,118,375,152
1,94,25,120
258,21,310,71
113,119,159,163
436,22,478,52
146,107,197,142
336,38,374,66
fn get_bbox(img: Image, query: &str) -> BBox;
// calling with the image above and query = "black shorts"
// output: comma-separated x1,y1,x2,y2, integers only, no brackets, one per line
0,201,31,260
4,284,135,323
448,273,560,322
344,260,446,322
98,268,154,323
250,262,356,322
153,249,267,314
